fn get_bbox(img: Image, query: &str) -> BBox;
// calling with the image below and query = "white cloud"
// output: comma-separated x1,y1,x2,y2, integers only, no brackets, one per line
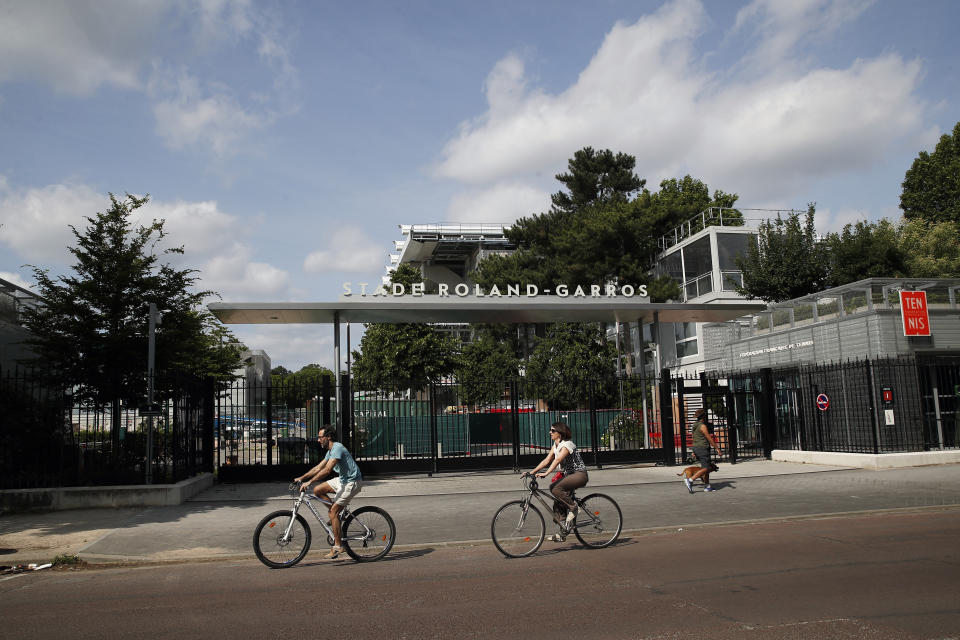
446,183,550,224
228,324,336,371
303,227,385,274
732,0,876,73
0,178,105,264
0,0,160,95
0,1,297,156
0,271,34,291
150,68,272,155
434,0,930,212
816,206,870,233
0,178,292,301
202,248,291,300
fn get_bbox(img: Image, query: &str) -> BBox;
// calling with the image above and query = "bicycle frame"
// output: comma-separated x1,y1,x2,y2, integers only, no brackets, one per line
520,477,581,529
282,490,367,543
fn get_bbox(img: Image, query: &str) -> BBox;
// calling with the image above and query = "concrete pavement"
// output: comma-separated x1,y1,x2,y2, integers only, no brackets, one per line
2,459,959,568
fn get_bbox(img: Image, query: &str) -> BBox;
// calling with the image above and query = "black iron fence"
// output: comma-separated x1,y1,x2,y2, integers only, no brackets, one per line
0,369,213,489
6,354,957,487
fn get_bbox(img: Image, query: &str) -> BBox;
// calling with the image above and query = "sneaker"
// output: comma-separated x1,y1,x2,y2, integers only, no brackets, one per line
704,485,715,492
565,507,578,529
684,477,694,494
324,546,342,559
549,533,566,543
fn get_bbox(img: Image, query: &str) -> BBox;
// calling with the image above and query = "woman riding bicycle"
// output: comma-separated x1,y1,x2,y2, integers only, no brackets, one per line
526,421,587,541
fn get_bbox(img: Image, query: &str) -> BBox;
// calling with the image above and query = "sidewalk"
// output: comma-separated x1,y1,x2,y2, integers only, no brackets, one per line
2,459,959,568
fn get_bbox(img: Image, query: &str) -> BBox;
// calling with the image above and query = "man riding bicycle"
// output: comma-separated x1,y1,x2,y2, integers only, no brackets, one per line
293,425,362,559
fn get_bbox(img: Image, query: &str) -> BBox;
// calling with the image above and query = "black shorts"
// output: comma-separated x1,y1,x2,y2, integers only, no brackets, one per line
692,447,712,468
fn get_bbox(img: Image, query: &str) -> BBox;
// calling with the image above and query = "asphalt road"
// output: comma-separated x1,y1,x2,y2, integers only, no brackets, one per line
2,509,958,639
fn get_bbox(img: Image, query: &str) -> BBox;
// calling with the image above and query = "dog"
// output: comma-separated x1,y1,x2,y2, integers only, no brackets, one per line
676,462,719,483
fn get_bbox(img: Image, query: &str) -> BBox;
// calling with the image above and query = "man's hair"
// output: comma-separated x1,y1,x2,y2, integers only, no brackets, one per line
695,408,707,419
551,421,572,440
319,425,338,442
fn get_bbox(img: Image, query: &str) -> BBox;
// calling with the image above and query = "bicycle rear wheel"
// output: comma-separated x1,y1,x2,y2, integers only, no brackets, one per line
491,500,544,558
253,510,311,568
342,506,395,562
573,493,622,549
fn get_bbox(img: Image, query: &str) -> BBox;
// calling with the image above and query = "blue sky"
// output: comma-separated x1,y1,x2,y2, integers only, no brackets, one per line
1,0,958,370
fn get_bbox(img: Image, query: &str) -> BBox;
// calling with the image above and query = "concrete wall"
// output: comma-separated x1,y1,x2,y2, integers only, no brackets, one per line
0,473,214,514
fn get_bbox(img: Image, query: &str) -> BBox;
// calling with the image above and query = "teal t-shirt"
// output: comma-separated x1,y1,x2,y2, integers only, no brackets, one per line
323,441,362,483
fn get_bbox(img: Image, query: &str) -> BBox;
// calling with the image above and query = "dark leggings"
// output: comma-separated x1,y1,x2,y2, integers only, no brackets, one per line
550,470,588,519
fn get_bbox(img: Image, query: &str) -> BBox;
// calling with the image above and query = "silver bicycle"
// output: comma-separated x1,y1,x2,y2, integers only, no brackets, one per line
253,481,396,568
491,474,622,558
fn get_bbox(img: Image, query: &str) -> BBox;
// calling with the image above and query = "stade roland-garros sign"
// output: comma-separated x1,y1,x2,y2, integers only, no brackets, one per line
342,282,648,299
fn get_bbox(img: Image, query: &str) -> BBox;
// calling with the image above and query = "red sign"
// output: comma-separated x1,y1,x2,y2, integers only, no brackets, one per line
816,393,830,411
900,291,930,336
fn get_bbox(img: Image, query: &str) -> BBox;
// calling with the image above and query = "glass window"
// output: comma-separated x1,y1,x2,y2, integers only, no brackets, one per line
657,250,683,282
682,236,712,281
674,322,698,359
717,233,752,271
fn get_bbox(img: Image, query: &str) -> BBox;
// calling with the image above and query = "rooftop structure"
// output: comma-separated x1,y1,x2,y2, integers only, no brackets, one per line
385,223,514,287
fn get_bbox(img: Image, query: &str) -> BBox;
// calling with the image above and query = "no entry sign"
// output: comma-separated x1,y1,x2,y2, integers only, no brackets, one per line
816,393,830,411
900,290,930,336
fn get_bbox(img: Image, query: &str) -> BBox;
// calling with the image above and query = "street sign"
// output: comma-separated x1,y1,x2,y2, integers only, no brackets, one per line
140,403,163,416
816,393,830,411
899,290,930,336
881,387,894,405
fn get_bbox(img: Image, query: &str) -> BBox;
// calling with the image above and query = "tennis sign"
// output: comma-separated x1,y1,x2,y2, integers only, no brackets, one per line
899,291,930,336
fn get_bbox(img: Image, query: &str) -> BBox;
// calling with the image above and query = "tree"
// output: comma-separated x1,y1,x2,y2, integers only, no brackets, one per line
351,264,460,392
824,219,907,287
901,121,960,224
549,147,646,215
525,323,617,410
735,205,827,302
455,330,521,406
474,157,739,303
22,193,244,402
273,363,335,410
899,218,960,278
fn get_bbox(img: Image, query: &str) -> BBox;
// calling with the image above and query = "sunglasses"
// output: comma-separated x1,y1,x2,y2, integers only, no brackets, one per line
549,428,558,433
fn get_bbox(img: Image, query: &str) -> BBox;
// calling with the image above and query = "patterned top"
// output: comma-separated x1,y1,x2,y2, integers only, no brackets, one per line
552,440,586,476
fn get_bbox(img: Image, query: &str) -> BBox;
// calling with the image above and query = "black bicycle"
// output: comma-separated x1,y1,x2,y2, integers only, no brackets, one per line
490,474,622,558
253,482,396,568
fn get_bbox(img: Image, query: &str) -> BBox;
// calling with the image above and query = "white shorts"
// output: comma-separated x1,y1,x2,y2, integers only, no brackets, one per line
327,476,362,506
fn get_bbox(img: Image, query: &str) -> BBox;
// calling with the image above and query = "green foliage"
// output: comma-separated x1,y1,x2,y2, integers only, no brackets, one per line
549,147,646,214
601,411,643,447
455,331,520,406
273,363,335,408
351,266,459,392
525,323,617,410
898,218,960,278
53,554,83,567
645,274,683,303
735,205,827,302
20,193,244,405
901,121,960,224
824,219,908,286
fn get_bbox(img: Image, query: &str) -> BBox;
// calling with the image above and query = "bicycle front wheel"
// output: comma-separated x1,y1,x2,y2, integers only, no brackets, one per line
253,510,311,568
491,500,544,558
342,506,396,562
573,493,622,549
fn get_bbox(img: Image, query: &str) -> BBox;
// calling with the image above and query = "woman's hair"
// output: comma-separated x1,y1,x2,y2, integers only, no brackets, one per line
551,421,572,440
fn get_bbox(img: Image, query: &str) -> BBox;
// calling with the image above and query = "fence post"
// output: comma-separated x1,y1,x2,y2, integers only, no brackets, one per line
510,379,520,471
321,374,331,428
429,382,438,477
340,373,352,452
866,360,880,454
659,368,675,466
677,376,687,463
760,368,776,458
203,377,215,473
725,389,738,465
266,385,273,467
589,380,601,469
